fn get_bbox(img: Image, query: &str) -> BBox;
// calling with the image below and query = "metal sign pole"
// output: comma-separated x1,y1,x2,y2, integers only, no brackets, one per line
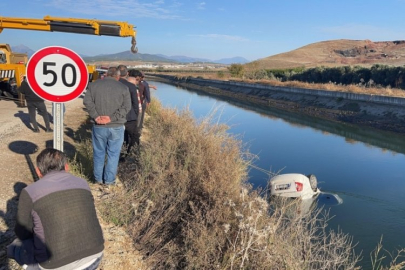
53,102,64,152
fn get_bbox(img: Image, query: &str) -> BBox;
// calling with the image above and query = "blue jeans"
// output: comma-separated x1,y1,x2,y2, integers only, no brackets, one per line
92,125,124,184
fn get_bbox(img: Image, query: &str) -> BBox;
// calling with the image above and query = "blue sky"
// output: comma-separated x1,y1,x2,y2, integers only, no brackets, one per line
2,0,405,61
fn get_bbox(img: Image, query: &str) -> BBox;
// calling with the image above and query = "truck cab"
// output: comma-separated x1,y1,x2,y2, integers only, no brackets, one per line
0,44,27,100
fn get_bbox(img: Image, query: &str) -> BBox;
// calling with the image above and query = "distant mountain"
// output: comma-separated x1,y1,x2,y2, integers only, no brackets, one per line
156,54,212,63
84,51,250,64
9,44,249,64
214,57,249,64
11,44,35,57
156,54,249,64
83,51,176,62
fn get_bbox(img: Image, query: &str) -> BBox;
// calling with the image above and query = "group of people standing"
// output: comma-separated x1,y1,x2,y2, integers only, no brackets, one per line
6,66,155,269
83,65,154,186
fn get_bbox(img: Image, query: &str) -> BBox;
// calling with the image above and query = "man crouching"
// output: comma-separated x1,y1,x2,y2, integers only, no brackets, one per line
7,148,104,269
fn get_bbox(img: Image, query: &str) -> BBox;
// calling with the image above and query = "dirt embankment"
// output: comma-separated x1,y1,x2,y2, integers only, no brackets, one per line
149,75,405,135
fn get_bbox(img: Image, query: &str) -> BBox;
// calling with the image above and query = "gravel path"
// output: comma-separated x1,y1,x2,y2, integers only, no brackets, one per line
0,97,146,269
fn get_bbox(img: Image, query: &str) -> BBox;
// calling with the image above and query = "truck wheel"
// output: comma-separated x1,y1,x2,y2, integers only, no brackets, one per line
307,174,317,192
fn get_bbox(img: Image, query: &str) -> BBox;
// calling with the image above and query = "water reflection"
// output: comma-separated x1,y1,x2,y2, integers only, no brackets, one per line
177,85,405,156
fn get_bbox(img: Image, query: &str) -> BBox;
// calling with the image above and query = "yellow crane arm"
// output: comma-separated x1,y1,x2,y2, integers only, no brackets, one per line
0,15,137,53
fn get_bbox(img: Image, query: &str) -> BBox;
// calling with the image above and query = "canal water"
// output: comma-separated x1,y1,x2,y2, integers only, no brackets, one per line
149,81,405,267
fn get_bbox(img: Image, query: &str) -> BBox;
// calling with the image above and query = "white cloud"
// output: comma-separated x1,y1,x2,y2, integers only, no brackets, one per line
45,0,182,19
190,34,249,42
319,24,404,41
198,2,206,10
169,1,183,8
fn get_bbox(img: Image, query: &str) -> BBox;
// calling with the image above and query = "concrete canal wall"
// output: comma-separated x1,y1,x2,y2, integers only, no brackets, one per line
148,74,405,134
150,74,405,107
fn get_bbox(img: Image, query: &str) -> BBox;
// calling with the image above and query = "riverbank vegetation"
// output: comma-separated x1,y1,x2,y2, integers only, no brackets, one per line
145,63,405,98
68,99,375,269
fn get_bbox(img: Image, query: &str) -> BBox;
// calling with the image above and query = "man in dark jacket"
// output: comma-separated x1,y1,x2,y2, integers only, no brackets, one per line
7,148,104,269
18,79,52,133
117,65,140,158
137,72,150,130
83,67,131,185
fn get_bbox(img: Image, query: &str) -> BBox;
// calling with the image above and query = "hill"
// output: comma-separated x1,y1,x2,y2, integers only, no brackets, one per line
84,52,249,64
154,54,249,64
215,56,249,65
248,39,405,69
82,51,176,63
11,44,35,58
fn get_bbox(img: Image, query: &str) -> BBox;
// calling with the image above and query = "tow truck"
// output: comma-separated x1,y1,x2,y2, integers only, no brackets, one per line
0,15,137,104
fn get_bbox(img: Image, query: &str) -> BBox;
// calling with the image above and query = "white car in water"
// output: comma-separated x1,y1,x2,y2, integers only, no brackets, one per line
269,173,320,200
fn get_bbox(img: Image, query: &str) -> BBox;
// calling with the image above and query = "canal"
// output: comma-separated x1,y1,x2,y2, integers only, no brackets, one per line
149,80,405,267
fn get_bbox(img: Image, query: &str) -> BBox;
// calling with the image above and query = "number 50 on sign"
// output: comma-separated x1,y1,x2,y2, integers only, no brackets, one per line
26,46,88,103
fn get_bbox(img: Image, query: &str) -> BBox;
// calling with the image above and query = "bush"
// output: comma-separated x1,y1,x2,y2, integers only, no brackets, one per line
228,64,244,78
217,70,225,78
113,102,248,268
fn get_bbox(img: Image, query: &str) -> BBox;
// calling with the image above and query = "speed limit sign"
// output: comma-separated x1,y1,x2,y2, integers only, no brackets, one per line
26,46,88,103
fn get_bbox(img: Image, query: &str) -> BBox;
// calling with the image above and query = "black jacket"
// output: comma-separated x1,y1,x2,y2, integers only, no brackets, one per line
18,80,44,102
119,78,139,121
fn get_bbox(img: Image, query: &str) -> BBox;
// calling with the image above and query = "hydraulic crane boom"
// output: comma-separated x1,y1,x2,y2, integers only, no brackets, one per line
0,15,138,53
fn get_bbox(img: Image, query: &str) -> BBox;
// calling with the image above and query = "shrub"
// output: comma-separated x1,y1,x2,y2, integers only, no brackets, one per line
217,71,225,78
228,64,244,78
114,102,248,268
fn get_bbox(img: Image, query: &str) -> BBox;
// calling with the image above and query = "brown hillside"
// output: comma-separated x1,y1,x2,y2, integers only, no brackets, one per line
248,39,405,69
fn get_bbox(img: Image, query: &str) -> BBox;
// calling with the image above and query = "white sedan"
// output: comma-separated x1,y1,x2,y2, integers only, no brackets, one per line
269,173,320,200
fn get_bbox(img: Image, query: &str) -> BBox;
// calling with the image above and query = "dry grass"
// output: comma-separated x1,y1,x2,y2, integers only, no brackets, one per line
108,102,249,268
370,237,405,270
155,71,405,98
257,79,405,98
264,197,360,270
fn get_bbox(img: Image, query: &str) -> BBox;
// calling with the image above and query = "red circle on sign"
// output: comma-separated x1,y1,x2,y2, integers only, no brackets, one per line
26,46,88,103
